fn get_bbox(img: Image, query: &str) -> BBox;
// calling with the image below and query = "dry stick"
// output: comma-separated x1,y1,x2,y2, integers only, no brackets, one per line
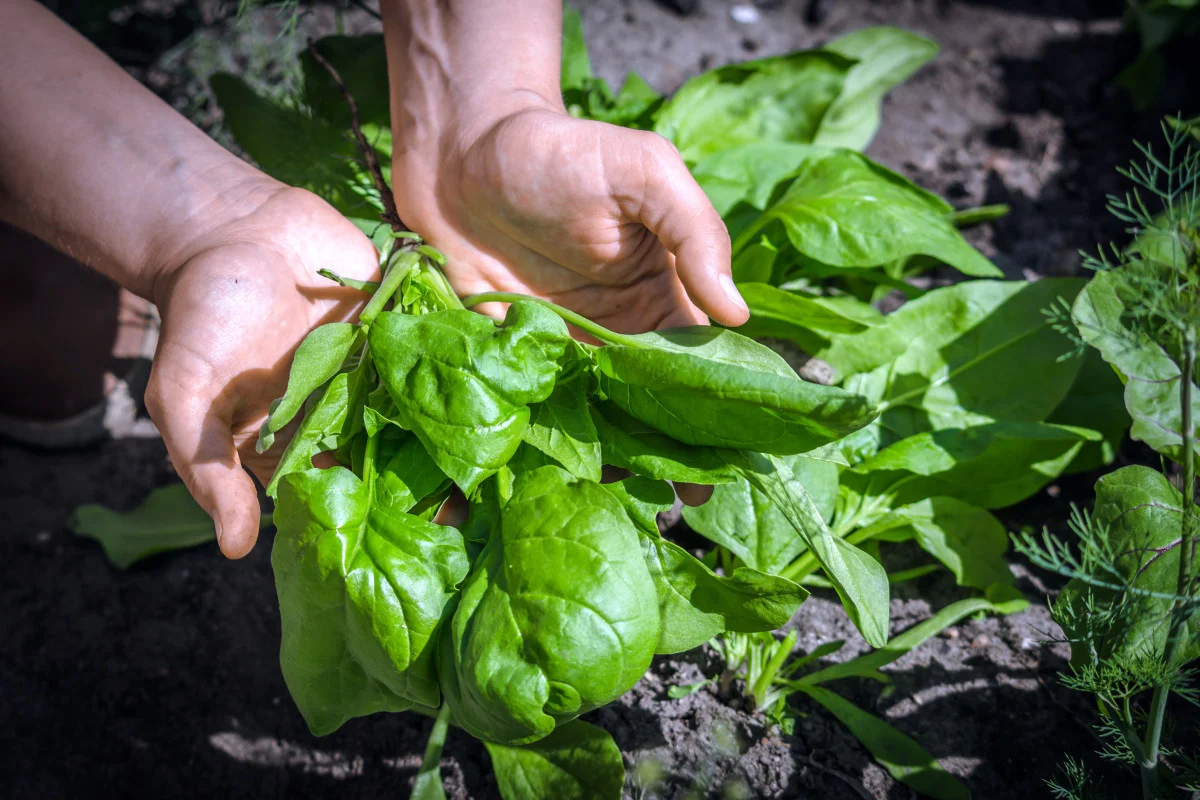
306,39,405,233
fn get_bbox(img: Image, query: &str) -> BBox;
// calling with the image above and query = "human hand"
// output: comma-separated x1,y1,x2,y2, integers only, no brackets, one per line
145,182,379,559
390,104,749,334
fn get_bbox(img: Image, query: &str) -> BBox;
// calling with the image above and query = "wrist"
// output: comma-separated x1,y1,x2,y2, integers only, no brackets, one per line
139,161,285,307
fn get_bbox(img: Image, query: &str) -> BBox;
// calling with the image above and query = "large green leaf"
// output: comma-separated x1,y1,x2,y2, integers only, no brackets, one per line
736,282,885,347
746,147,1000,278
732,452,890,647
272,465,469,735
1072,269,1200,463
1056,465,1198,666
484,720,624,800
842,421,1098,511
797,686,969,800
813,27,939,151
439,466,659,745
369,301,571,492
70,484,219,568
854,497,1015,590
840,279,1086,459
682,452,839,574
691,142,815,217
590,400,738,485
605,477,808,654
594,326,876,455
653,52,853,162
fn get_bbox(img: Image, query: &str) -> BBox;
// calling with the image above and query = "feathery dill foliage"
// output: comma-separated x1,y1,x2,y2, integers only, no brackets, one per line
1015,117,1200,800
1087,117,1200,351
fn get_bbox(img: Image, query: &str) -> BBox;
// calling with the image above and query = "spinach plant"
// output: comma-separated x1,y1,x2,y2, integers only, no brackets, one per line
1017,118,1200,800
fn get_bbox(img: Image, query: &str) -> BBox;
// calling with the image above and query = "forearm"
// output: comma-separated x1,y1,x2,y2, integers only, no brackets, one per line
380,0,564,161
0,0,278,299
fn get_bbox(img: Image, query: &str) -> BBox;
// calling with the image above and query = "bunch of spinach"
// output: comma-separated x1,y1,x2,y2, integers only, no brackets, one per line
1017,118,1200,800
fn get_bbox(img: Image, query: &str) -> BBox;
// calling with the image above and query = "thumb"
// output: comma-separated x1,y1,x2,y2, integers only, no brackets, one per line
631,132,749,327
145,365,262,559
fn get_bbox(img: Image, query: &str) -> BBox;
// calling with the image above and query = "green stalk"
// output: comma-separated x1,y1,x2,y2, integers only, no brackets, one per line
360,251,420,324
1140,327,1197,798
460,291,645,347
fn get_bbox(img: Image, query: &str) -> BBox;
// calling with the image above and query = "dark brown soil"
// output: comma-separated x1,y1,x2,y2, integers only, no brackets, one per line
3,1,1197,798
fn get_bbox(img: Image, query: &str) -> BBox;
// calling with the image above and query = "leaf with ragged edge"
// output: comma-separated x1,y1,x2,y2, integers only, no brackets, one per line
1046,347,1130,474
813,27,939,151
839,279,1086,460
369,301,571,492
258,322,359,453
749,147,1000,279
731,451,890,648
842,421,1099,511
682,452,839,574
594,326,877,455
272,465,469,736
266,368,369,497
653,52,853,162
855,497,1016,590
439,466,660,745
1072,269,1200,463
484,720,624,800
1055,465,1199,666
604,477,808,654
522,373,602,483
590,400,738,485
797,686,970,800
69,484,220,569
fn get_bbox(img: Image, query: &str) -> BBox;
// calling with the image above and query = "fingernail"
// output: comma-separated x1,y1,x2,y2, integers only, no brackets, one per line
211,512,223,546
719,273,748,312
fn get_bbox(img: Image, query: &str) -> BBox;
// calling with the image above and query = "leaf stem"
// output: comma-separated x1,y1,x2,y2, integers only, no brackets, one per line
360,251,419,324
460,291,644,347
1140,327,1197,797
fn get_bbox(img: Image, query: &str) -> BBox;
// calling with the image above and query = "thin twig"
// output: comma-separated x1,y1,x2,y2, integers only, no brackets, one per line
306,38,405,232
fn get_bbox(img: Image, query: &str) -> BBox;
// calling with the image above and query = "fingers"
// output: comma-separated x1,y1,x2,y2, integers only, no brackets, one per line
630,132,749,327
146,363,262,560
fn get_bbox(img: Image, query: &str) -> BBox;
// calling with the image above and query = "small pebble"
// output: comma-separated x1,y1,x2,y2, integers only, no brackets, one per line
35,531,52,543
941,627,960,640
971,634,990,649
730,5,761,24
1046,484,1061,498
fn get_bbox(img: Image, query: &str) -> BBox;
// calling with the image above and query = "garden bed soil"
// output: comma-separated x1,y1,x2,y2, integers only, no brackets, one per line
2,1,1196,798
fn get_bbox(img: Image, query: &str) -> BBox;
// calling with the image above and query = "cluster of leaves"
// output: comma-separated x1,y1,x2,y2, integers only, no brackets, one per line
69,10,1153,799
1016,118,1199,799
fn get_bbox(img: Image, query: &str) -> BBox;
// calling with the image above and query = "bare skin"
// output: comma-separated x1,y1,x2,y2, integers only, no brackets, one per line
0,0,742,557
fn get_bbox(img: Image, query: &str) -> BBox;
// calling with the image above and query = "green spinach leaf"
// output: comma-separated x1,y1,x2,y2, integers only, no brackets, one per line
590,400,738,485
273,465,469,735
594,326,876,454
653,52,852,162
258,322,359,453
484,720,624,800
439,466,659,745
370,301,570,492
522,373,602,483
813,27,939,151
